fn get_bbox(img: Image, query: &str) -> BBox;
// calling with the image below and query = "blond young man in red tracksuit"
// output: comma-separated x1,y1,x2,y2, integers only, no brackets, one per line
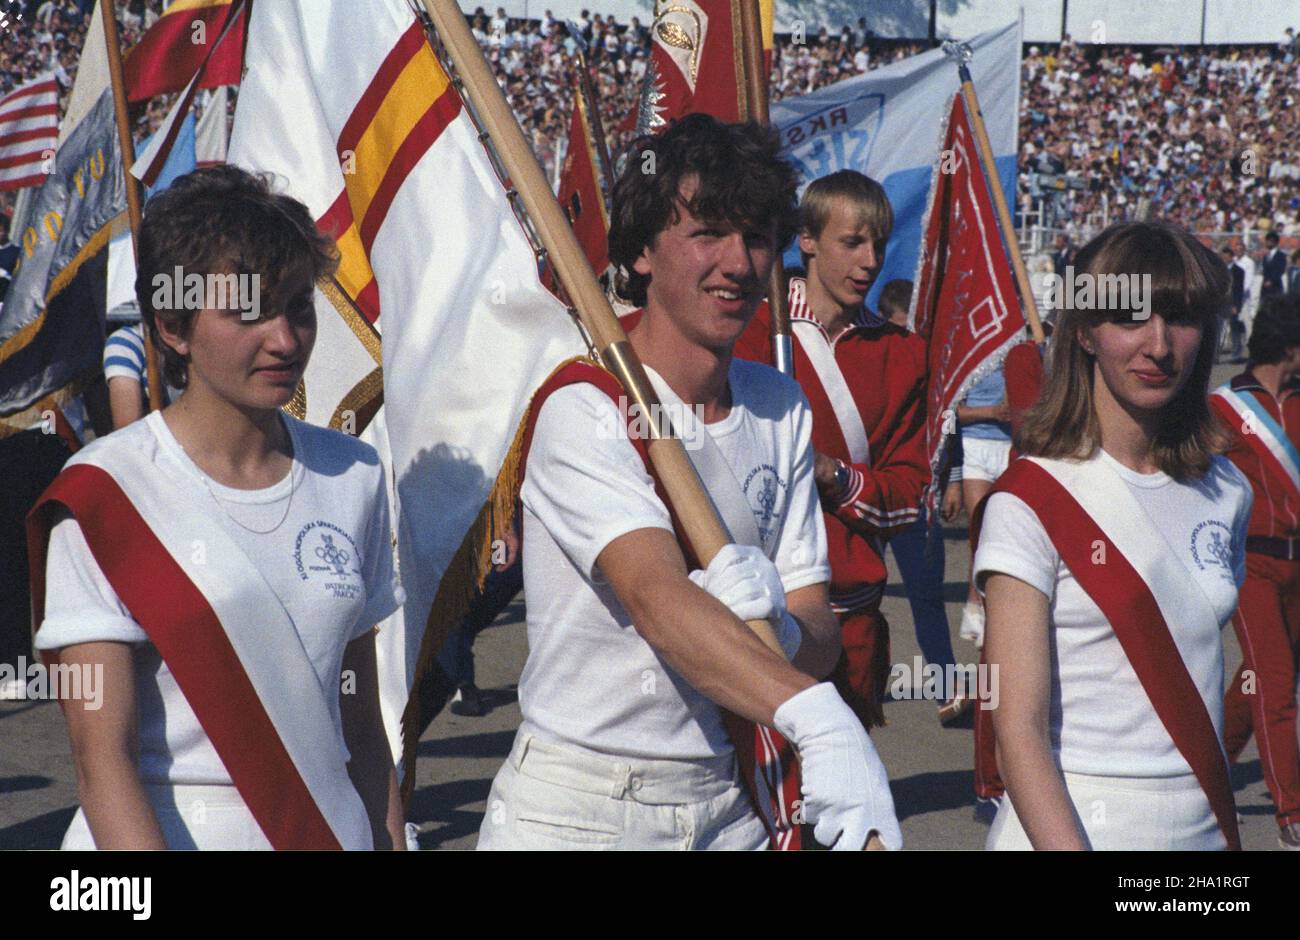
736,170,928,729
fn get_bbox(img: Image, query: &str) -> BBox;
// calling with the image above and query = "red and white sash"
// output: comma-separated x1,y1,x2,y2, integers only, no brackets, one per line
788,277,870,465
1211,384,1300,503
27,440,372,850
981,456,1241,849
520,360,805,850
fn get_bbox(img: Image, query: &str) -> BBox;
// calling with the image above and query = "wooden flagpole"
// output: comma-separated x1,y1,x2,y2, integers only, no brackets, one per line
424,0,884,851
101,0,163,410
421,0,782,655
949,46,1045,343
740,0,881,851
737,0,793,376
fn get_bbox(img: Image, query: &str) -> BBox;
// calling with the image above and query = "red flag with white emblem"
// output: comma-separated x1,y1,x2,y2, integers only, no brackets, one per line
909,94,1026,499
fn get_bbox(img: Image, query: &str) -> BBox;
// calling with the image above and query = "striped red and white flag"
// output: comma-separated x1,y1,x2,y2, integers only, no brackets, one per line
0,74,60,192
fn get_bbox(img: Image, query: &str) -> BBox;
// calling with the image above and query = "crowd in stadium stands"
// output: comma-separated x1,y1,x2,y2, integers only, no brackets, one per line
0,0,164,217
1,3,1299,241
1022,34,1300,235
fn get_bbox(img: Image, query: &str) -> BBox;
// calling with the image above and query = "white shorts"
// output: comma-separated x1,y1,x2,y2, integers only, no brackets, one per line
987,771,1226,851
62,783,273,850
962,436,1012,483
476,732,768,851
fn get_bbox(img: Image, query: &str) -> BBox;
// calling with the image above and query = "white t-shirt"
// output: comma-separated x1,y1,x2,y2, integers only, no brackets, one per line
35,411,404,786
518,359,830,761
974,451,1252,778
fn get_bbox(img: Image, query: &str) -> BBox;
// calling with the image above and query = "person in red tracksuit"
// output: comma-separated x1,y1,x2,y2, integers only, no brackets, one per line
736,170,928,729
1213,294,1300,850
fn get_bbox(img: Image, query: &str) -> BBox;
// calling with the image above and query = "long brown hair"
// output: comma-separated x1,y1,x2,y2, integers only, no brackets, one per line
1016,221,1229,480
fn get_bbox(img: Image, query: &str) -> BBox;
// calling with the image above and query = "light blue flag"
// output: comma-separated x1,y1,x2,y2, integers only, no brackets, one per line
136,112,197,198
771,21,1022,311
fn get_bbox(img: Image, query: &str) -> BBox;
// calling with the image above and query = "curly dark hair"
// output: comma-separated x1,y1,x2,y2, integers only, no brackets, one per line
135,165,338,390
608,114,799,307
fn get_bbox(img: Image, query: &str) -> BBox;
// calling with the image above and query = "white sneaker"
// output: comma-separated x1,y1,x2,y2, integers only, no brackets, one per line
404,822,421,851
959,601,986,648
0,677,26,701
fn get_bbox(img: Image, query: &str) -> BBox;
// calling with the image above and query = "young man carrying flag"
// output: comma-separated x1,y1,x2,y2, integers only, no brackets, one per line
735,170,929,729
477,115,901,851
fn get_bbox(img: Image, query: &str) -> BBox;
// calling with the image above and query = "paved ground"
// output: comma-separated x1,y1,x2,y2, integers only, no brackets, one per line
1,364,1290,851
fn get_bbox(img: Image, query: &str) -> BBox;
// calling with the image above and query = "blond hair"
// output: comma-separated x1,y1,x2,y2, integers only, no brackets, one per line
798,170,893,266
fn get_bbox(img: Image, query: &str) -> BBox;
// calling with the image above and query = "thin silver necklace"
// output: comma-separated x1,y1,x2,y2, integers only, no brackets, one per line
165,409,297,535
196,422,298,535
201,460,296,535
198,460,296,533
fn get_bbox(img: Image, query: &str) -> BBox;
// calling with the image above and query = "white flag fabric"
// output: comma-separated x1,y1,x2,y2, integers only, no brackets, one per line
230,0,583,767
195,87,229,166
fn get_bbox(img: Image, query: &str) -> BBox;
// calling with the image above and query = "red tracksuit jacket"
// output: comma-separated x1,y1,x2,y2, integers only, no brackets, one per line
1217,371,1300,540
734,284,928,612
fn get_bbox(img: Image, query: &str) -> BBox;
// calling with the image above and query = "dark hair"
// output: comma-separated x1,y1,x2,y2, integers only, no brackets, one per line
1265,230,1280,246
135,165,337,390
1018,221,1229,481
877,279,913,316
608,114,798,307
1248,293,1300,365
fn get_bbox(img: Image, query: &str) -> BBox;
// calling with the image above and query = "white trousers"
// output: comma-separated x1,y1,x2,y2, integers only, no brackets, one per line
987,771,1227,851
476,732,769,851
62,783,273,850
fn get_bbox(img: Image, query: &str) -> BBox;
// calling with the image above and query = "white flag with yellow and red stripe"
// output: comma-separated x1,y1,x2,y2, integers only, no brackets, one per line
229,0,583,769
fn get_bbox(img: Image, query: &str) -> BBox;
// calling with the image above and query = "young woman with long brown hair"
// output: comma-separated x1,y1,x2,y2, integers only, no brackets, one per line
974,221,1252,850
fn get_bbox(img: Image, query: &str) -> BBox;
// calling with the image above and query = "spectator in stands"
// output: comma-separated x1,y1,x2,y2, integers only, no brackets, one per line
1223,245,1247,360
1262,229,1288,297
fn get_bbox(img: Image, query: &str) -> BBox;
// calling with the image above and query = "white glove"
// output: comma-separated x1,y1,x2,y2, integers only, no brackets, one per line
773,682,902,851
959,600,986,649
688,544,801,659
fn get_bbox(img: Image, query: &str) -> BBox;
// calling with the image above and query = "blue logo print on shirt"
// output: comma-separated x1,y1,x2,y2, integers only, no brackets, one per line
294,521,362,599
742,464,788,549
1189,520,1235,582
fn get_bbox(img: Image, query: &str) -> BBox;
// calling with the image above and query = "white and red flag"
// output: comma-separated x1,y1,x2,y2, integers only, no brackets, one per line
642,0,745,128
195,87,229,167
909,94,1025,495
0,74,59,192
230,0,583,772
123,0,246,102
131,0,244,188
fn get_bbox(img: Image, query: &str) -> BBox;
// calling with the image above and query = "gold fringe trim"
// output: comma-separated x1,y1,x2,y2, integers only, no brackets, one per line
284,378,307,420
0,308,46,365
0,372,91,438
0,215,120,366
45,217,117,308
318,275,382,366
399,355,591,805
329,366,383,432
